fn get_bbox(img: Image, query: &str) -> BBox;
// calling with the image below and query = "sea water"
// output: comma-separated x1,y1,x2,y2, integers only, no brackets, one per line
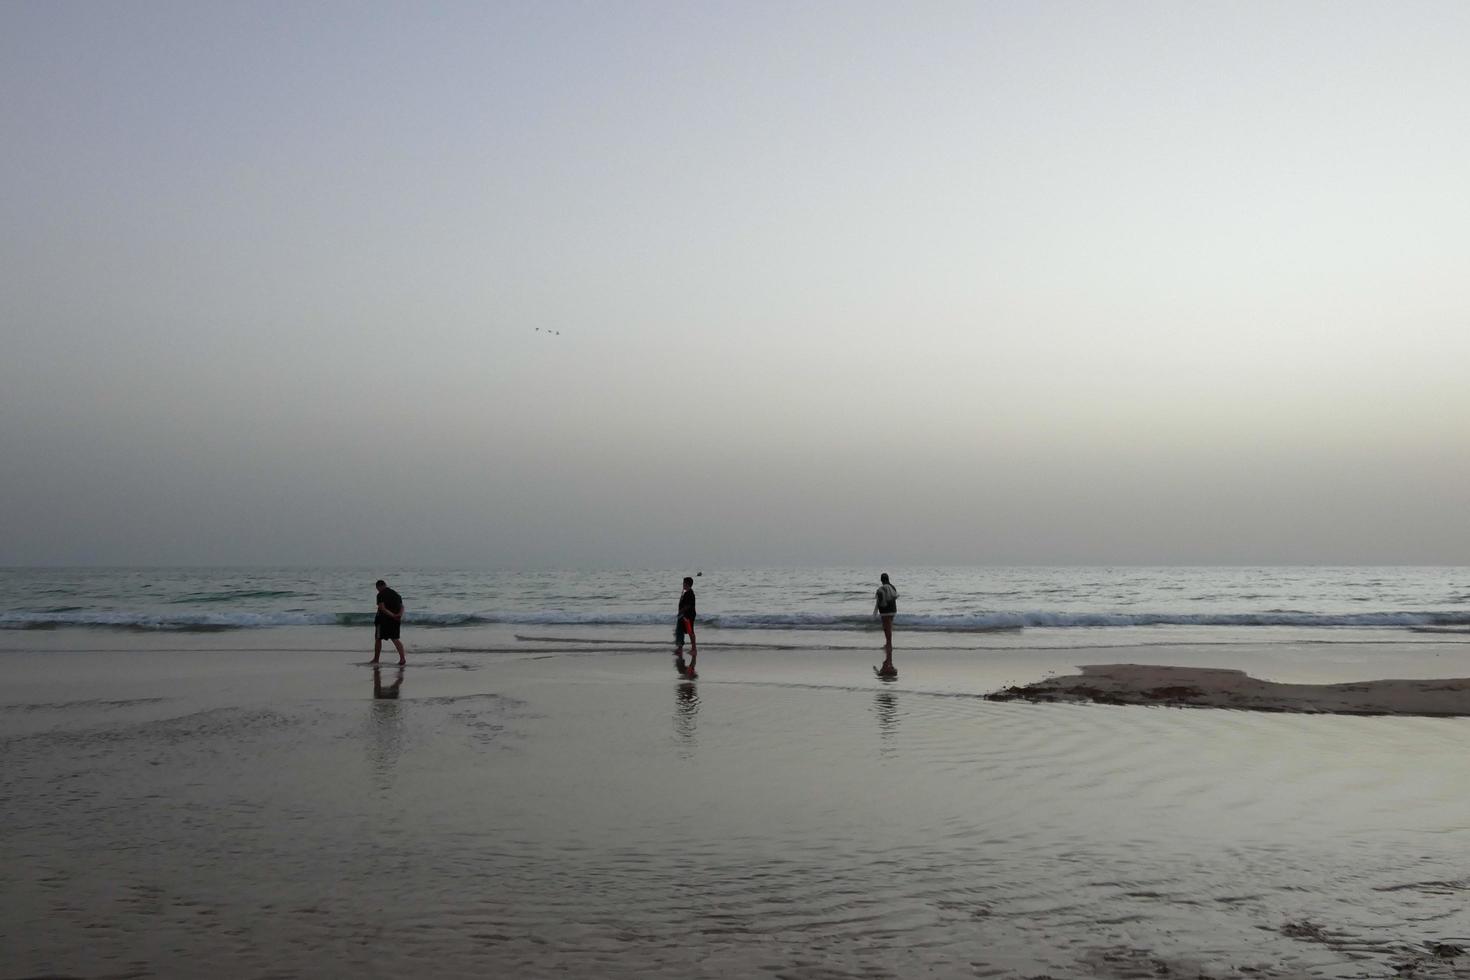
2,565,1467,634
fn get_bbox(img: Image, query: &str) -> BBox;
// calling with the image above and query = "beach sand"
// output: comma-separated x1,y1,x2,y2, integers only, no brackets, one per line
4,627,1470,978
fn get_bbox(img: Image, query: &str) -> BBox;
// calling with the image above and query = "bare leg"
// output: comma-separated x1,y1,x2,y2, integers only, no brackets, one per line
372,626,381,664
686,621,697,675
392,638,406,666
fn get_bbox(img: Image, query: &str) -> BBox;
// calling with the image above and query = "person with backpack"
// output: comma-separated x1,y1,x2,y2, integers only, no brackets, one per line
874,573,899,676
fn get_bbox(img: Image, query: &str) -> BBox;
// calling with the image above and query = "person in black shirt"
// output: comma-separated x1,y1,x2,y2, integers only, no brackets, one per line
673,576,697,676
373,579,406,666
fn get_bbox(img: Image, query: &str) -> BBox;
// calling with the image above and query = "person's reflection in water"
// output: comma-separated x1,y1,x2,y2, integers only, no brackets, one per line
369,666,405,784
374,666,404,700
674,681,700,758
872,690,899,758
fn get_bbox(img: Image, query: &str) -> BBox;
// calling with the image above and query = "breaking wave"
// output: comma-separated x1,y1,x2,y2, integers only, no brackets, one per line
3,609,1470,632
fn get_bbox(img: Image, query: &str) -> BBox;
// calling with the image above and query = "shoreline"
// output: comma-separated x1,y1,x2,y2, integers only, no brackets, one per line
4,625,1470,716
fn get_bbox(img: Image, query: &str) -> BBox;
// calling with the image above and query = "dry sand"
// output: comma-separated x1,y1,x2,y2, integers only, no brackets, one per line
987,663,1470,716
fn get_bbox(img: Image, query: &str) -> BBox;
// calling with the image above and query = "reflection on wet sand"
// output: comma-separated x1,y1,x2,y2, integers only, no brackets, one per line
872,690,899,756
674,681,699,756
373,667,403,700
369,666,404,780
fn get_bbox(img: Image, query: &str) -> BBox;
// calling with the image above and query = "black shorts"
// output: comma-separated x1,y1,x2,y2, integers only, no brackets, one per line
376,617,401,641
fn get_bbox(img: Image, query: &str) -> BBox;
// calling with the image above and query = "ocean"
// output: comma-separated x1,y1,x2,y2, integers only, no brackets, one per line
4,564,1468,635
5,566,1470,978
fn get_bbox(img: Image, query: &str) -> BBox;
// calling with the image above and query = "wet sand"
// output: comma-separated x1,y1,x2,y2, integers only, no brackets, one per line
4,628,1470,978
987,663,1470,716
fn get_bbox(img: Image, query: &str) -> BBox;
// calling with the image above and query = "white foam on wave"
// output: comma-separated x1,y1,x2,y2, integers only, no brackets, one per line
2,608,1468,632
0,610,346,630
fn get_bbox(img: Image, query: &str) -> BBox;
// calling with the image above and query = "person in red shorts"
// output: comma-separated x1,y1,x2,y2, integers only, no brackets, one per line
673,576,697,677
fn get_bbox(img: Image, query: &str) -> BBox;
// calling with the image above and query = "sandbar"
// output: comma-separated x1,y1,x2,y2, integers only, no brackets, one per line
986,663,1470,716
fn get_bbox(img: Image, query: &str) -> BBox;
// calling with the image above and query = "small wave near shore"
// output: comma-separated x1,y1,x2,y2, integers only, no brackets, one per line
4,607,1470,632
3,566,1467,638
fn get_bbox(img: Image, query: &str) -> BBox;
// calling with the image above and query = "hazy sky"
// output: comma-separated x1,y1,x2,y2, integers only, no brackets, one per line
2,1,1468,567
